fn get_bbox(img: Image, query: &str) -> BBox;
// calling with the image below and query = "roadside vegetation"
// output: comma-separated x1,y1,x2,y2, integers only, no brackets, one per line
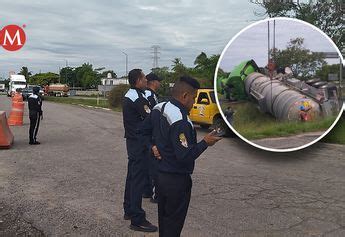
221,101,338,140
44,96,117,110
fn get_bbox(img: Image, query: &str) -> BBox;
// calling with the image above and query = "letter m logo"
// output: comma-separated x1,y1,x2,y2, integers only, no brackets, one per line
0,24,26,51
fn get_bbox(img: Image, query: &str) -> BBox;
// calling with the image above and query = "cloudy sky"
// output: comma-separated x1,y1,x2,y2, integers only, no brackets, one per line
0,0,266,78
219,18,342,72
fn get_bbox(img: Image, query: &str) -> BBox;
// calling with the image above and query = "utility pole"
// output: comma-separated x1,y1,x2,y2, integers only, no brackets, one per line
151,45,161,69
65,60,68,86
122,51,128,84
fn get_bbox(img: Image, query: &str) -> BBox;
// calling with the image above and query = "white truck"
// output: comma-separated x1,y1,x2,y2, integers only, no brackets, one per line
7,74,27,96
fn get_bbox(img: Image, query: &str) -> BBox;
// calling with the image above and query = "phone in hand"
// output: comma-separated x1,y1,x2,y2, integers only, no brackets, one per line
211,128,226,137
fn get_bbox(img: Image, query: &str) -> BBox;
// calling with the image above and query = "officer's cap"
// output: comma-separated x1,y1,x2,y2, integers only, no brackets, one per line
146,73,162,82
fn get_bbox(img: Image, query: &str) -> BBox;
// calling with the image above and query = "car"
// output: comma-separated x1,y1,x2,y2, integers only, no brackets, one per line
22,85,44,101
189,88,232,136
21,87,33,100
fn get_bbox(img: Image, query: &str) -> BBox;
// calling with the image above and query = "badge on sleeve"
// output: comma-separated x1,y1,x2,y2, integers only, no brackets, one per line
179,133,188,148
144,105,151,114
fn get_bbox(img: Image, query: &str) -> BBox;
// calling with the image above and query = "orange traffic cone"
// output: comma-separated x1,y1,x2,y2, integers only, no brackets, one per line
8,92,24,126
0,111,14,149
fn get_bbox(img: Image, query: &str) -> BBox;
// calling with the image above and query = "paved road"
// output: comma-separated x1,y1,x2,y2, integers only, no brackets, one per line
251,131,325,150
0,95,345,236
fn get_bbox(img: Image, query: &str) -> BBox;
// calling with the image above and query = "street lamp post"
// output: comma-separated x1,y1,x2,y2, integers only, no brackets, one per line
122,51,128,84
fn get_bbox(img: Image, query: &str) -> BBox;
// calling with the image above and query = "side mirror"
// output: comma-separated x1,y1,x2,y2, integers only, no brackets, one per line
200,98,209,104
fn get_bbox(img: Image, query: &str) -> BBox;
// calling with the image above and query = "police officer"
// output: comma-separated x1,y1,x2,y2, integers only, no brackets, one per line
143,72,163,203
145,72,162,108
28,86,43,145
122,69,157,232
142,76,222,237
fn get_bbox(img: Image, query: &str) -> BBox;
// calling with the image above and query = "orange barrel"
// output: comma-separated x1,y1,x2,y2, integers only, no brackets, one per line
8,92,24,126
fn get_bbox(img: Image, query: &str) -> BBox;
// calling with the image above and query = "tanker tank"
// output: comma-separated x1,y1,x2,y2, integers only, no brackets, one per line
244,72,340,121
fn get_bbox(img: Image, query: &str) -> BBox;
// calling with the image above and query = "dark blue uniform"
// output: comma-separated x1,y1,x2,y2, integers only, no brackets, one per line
28,94,43,144
144,88,160,200
145,88,158,108
122,88,151,226
141,98,208,236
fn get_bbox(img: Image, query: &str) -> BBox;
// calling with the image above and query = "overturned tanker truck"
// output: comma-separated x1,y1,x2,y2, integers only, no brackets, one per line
219,60,341,121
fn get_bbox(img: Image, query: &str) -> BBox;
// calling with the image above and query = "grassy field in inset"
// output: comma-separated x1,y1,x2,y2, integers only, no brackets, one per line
220,101,338,140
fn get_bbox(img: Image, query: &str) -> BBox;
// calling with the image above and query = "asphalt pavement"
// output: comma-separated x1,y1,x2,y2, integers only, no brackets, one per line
0,95,345,236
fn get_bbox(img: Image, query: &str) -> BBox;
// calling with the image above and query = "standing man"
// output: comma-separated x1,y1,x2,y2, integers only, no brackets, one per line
143,72,163,203
28,86,43,145
122,69,157,232
145,72,162,108
142,76,222,236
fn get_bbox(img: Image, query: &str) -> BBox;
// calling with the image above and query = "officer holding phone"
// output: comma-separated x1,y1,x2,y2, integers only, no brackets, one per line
141,76,222,237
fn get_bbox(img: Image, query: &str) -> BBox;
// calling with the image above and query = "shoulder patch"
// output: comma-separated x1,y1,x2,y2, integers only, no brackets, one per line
28,94,38,99
163,102,183,125
179,133,188,148
153,102,165,112
145,90,152,98
124,89,139,102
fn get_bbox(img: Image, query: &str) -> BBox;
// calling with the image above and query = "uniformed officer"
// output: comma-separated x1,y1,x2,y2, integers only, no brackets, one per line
28,86,43,145
122,69,157,232
145,72,162,108
141,76,222,237
143,72,163,203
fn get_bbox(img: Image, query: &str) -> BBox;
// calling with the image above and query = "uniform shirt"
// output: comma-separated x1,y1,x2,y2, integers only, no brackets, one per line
27,94,43,116
141,98,208,174
122,88,151,140
144,88,158,109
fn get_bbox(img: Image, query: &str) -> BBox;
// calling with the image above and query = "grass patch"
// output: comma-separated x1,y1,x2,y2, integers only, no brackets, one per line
322,115,345,144
221,101,337,140
44,96,121,111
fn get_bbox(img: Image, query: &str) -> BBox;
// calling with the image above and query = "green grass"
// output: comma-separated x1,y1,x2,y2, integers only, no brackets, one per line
44,96,121,111
221,101,337,140
322,115,345,144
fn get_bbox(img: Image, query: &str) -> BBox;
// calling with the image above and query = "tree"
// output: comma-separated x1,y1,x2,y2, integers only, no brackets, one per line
19,66,32,80
29,72,60,85
152,66,174,96
74,63,101,89
60,67,75,86
251,0,344,51
316,64,342,81
194,52,208,70
273,37,325,80
171,58,187,75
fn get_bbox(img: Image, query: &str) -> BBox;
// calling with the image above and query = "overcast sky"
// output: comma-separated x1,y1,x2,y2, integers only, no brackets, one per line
0,0,266,78
219,18,342,72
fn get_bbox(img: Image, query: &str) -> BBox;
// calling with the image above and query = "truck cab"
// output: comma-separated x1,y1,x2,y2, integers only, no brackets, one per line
7,75,26,96
189,89,230,135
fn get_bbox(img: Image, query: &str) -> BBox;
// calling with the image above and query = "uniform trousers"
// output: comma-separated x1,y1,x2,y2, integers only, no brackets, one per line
29,112,41,143
123,138,148,225
157,172,192,237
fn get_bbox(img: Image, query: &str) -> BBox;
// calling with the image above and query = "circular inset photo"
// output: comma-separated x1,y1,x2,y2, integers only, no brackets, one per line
215,17,344,152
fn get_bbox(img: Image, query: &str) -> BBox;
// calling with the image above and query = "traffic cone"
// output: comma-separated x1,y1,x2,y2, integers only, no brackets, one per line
8,92,24,126
0,111,14,149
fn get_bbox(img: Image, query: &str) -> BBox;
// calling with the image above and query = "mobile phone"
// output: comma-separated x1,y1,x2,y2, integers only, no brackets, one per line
211,128,226,137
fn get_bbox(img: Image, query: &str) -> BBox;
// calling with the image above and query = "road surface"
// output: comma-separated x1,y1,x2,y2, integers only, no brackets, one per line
0,95,345,236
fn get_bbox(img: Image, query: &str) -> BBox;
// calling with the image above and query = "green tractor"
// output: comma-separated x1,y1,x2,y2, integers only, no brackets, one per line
217,59,260,101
